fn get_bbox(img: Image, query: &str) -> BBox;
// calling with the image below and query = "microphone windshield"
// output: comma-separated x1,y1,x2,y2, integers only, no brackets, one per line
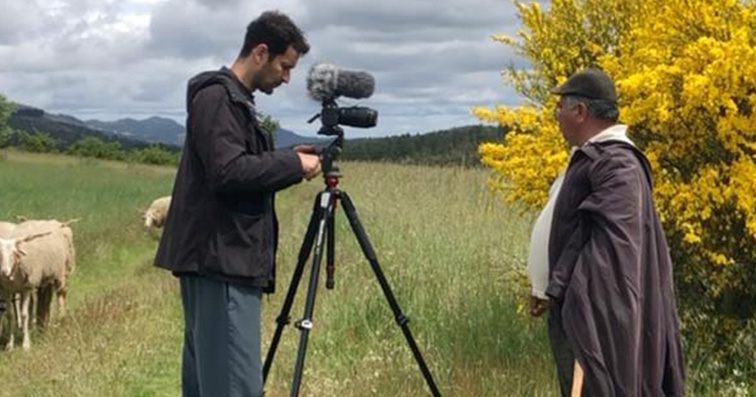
307,63,375,101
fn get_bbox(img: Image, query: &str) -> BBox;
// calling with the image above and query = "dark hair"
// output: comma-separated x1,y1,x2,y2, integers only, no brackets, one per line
239,11,310,59
563,95,619,123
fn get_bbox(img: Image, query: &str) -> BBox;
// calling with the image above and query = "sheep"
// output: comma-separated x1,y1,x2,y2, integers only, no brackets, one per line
0,230,49,350
0,221,16,348
143,196,171,229
0,219,76,351
14,220,76,326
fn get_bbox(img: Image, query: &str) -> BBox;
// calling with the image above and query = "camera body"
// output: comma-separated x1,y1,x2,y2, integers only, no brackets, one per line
318,100,377,135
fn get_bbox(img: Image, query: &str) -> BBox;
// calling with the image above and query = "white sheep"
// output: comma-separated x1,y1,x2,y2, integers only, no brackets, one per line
14,220,76,324
143,196,171,229
0,219,76,350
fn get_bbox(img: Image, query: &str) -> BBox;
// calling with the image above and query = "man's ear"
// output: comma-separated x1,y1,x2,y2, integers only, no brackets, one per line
251,43,270,65
575,102,589,123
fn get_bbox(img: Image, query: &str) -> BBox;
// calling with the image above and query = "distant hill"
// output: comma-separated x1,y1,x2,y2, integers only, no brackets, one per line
274,128,328,149
8,105,161,151
85,116,323,149
6,103,506,166
8,103,321,150
86,117,185,146
340,125,507,167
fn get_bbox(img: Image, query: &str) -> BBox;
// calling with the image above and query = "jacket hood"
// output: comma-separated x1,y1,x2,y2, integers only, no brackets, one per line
186,68,246,112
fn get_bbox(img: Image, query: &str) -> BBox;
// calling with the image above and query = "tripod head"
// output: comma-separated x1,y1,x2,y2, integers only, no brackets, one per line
307,97,372,188
318,133,343,188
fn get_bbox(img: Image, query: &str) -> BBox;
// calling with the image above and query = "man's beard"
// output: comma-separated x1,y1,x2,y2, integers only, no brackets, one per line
255,66,279,95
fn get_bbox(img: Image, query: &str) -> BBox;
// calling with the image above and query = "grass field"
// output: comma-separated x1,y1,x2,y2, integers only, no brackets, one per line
0,149,752,396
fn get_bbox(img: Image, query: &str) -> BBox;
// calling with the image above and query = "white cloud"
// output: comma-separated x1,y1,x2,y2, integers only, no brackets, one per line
0,0,526,136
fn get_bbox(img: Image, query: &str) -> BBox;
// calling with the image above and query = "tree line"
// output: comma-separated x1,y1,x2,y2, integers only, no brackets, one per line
3,129,179,166
341,125,506,167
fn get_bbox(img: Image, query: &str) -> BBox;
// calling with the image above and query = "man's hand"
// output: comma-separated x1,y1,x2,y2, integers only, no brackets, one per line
297,152,321,180
529,295,551,317
293,144,318,154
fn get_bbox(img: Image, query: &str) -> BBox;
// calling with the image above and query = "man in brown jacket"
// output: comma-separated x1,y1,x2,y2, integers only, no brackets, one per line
545,68,686,396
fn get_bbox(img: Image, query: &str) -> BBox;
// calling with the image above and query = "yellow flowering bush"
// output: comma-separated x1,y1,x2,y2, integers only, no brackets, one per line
476,0,756,368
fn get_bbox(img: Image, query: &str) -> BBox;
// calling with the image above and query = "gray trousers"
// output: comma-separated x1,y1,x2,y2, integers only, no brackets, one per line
180,275,263,397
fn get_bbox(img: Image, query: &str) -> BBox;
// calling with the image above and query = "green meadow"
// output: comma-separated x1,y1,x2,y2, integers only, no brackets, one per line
0,150,750,396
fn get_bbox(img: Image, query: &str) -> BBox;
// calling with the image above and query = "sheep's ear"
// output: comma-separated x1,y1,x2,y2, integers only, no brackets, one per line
61,218,80,227
13,241,28,257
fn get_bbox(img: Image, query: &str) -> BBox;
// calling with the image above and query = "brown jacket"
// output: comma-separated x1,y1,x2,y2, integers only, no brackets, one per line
547,140,685,396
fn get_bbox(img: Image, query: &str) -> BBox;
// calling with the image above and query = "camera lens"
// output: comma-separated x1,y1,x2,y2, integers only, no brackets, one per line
339,107,377,128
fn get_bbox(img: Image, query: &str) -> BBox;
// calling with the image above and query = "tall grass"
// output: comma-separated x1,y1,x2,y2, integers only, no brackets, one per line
0,150,181,397
0,150,750,396
265,162,554,396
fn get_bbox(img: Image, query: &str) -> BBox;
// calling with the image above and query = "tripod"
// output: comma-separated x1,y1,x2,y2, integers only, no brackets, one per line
262,136,441,396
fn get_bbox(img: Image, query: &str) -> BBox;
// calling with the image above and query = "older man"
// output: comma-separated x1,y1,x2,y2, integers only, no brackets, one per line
536,68,686,396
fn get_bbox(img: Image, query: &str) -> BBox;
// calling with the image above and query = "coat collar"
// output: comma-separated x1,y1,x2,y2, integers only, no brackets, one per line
570,124,634,161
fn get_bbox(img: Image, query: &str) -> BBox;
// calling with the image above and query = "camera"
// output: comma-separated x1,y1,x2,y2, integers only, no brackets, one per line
306,63,378,136
317,101,377,135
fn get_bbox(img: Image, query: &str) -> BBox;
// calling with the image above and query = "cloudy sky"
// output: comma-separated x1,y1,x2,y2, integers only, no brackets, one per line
0,0,528,137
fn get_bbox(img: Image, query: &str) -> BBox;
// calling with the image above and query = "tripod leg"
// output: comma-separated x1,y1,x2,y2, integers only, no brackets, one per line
339,191,442,397
263,194,323,384
325,208,336,289
290,191,336,397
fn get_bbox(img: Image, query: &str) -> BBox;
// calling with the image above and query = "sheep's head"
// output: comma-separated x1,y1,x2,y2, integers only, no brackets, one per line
144,211,155,228
0,232,52,279
0,238,24,279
